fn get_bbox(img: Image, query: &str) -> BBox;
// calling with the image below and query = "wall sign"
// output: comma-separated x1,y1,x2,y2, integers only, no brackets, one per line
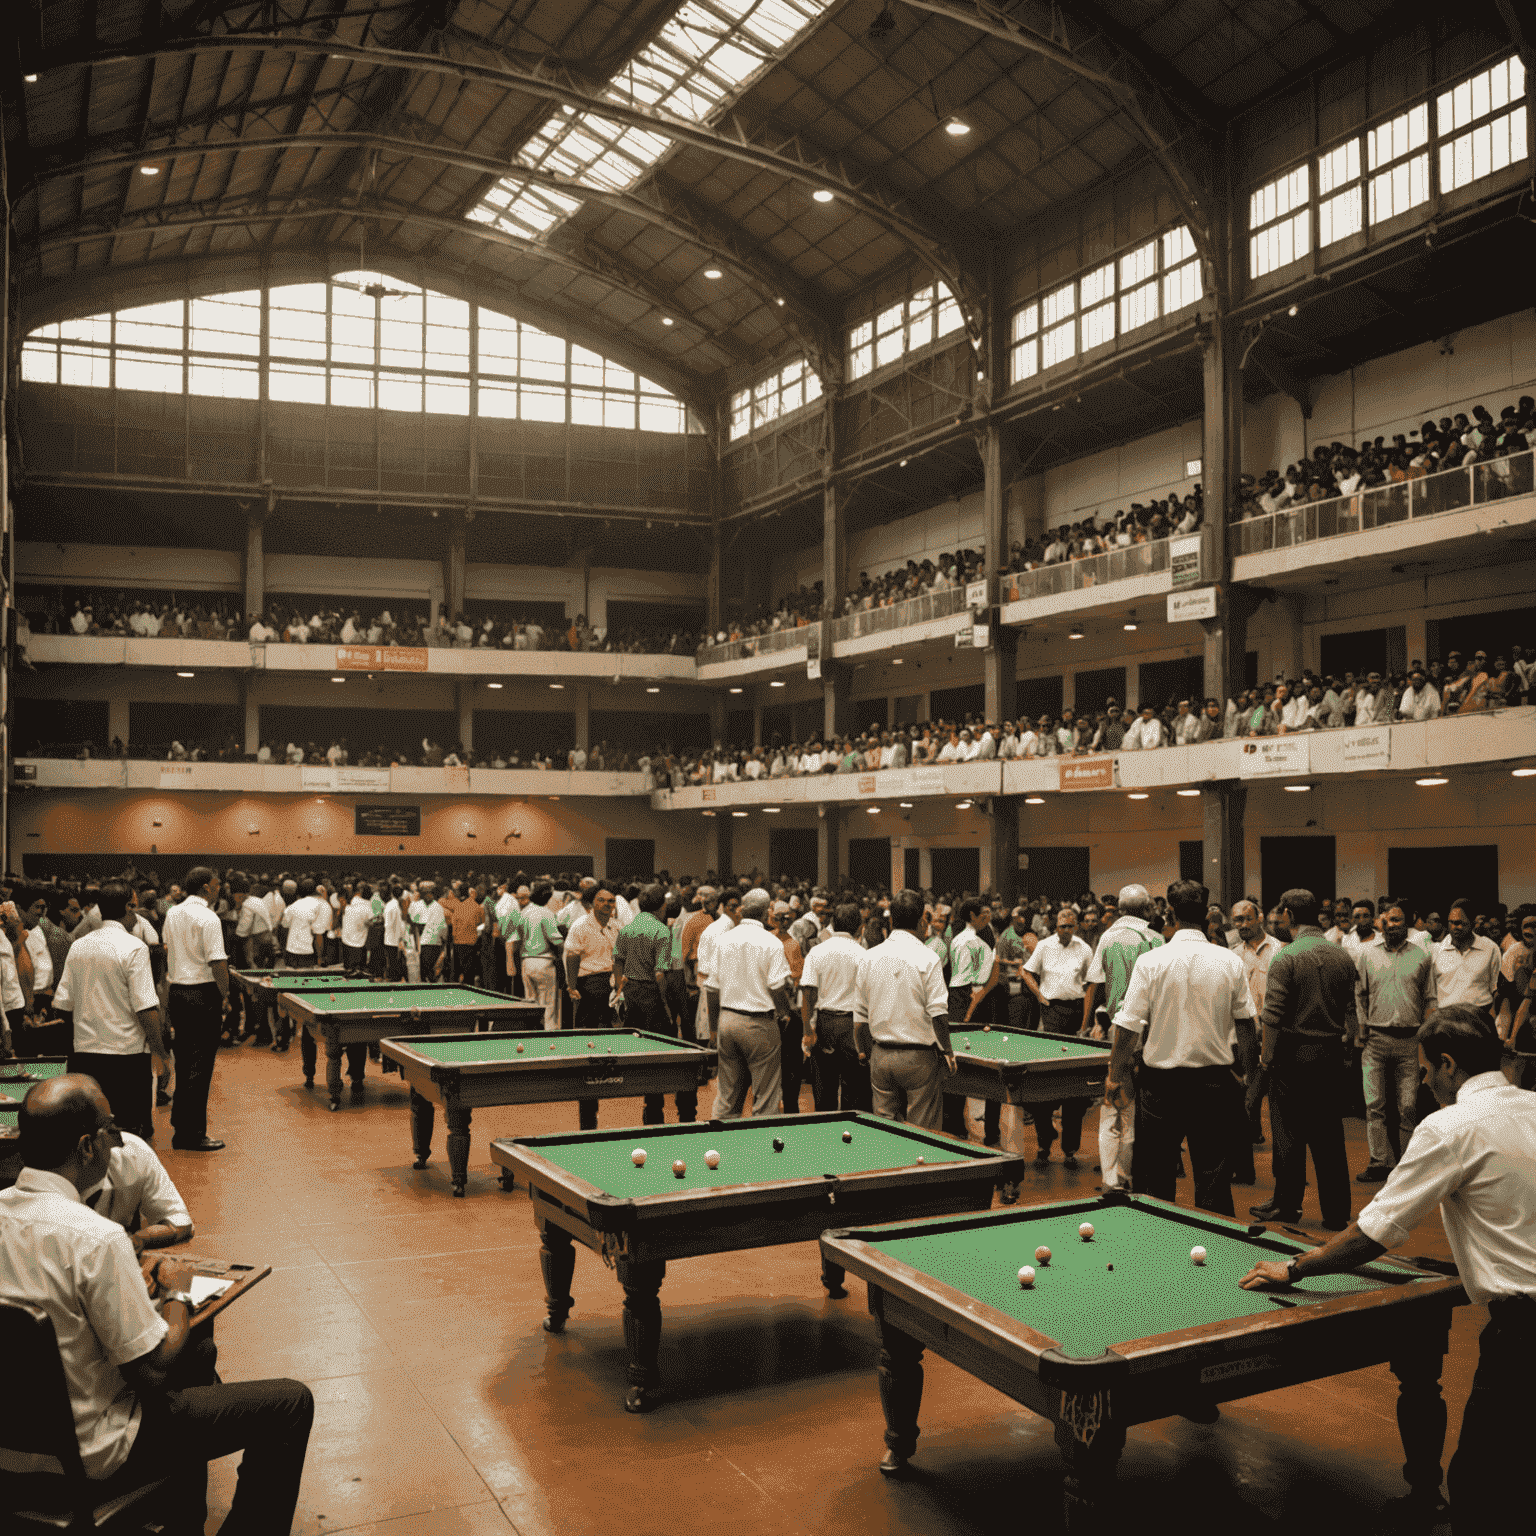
355,804,421,837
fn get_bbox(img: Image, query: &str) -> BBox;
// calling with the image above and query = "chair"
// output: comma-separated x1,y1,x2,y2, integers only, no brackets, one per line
0,1301,166,1532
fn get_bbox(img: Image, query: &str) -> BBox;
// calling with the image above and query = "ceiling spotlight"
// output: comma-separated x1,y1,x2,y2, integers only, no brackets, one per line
1284,783,1313,792
763,806,782,813
899,801,913,809
891,657,904,666
1024,796,1045,805
945,119,971,136
1176,788,1200,797
729,686,743,694
732,810,749,818
176,670,194,678
549,682,565,690
812,189,835,203
899,458,909,467
662,317,674,326
1128,792,1149,800
487,682,503,689
646,686,661,693
775,297,786,306
1512,767,1536,777
769,679,786,687
703,267,723,279
1068,625,1085,640
955,800,972,810
1415,776,1449,786
702,810,716,817
139,165,160,176
330,675,345,683
1287,303,1299,317
24,74,37,83
866,806,880,815
1123,614,1138,631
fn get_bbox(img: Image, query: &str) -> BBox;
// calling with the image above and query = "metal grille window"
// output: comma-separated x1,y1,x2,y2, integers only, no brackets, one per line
1009,304,1039,383
1368,103,1430,223
1118,240,1158,333
1040,281,1076,369
1316,140,1363,246
1249,165,1310,278
1080,262,1116,351
729,357,822,440
1162,226,1202,313
847,281,965,382
1438,55,1527,193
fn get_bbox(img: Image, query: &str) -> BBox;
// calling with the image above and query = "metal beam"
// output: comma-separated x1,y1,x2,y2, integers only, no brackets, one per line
1053,0,1220,128
33,28,987,336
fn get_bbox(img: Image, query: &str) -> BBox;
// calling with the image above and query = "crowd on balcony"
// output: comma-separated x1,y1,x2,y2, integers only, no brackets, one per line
1006,489,1204,574
1233,398,1534,518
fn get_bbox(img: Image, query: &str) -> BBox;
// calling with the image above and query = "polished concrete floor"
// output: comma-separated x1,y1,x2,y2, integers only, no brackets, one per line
162,1042,1477,1536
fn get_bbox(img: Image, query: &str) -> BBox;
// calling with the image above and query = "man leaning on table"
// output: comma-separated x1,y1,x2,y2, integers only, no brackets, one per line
0,1074,314,1535
1241,1008,1536,1533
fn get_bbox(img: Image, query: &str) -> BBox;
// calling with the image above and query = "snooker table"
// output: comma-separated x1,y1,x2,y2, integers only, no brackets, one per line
0,1059,69,1189
948,1023,1110,1107
820,1193,1468,1531
274,983,543,1109
491,1112,1028,1412
380,1030,718,1197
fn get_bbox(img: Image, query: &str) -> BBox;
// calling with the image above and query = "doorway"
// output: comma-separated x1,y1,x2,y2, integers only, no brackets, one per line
930,846,981,898
1260,836,1336,915
1021,846,1091,903
849,837,891,889
1388,846,1499,924
769,828,818,882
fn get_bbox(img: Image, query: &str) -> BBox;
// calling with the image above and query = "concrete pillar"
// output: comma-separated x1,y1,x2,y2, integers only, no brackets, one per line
109,696,130,749
981,423,1018,727
822,479,846,621
240,679,258,756
574,689,590,752
816,803,841,887
823,661,851,743
1202,782,1247,912
918,845,933,891
990,794,1021,908
752,702,763,749
243,512,265,620
706,521,723,637
445,518,467,620
1404,612,1428,670
715,812,733,882
456,679,474,753
709,692,727,746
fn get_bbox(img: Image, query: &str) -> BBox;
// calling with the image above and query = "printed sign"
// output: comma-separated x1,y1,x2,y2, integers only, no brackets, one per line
1167,586,1218,623
1239,737,1310,779
335,645,429,672
355,804,420,837
965,579,989,610
1058,756,1117,792
159,765,194,788
1169,533,1203,588
1339,728,1391,771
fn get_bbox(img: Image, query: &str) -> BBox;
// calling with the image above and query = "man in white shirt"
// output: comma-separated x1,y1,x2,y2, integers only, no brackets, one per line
1109,879,1258,1216
278,879,329,965
81,1127,195,1251
267,879,290,929
1121,705,1164,750
1240,1008,1536,1531
339,884,373,970
382,885,407,982
801,904,869,1111
1021,908,1095,1036
705,889,793,1119
161,869,230,1153
53,883,168,1141
1398,667,1441,721
1431,902,1502,1014
1231,899,1282,1147
693,891,740,1038
563,889,622,1128
852,890,955,1130
0,1075,314,1529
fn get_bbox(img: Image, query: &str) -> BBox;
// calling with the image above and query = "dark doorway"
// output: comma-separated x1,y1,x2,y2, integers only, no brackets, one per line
1429,606,1535,667
930,845,981,899
769,828,818,883
1021,846,1091,903
15,698,108,755
472,710,575,759
761,705,791,744
1016,674,1063,724
929,683,985,722
590,710,710,754
853,695,887,732
904,847,922,889
726,709,754,744
1320,626,1406,678
893,693,924,725
849,837,890,889
1388,846,1500,925
130,702,244,756
1138,656,1204,712
1073,667,1124,717
1260,836,1336,915
1179,840,1204,884
605,600,705,636
605,839,656,881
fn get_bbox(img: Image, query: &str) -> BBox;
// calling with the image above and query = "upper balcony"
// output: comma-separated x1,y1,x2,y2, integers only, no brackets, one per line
1000,532,1210,629
694,624,809,682
830,586,972,658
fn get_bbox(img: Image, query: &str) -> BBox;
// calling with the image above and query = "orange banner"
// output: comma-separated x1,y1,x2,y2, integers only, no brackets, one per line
1058,756,1116,792
335,645,429,672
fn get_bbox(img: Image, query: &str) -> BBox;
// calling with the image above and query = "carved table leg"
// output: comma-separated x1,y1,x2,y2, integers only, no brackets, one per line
444,1100,472,1197
409,1090,435,1170
325,1035,344,1110
1053,1390,1126,1532
876,1319,924,1473
617,1257,667,1412
821,1258,848,1298
537,1219,577,1335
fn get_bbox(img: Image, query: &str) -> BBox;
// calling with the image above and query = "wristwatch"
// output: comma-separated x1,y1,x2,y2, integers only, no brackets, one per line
160,1289,197,1313
1285,1258,1301,1284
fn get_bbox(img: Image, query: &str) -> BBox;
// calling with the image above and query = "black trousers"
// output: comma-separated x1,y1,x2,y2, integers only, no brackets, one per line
168,982,224,1145
101,1372,314,1536
67,1052,153,1140
1449,1297,1536,1531
1030,1098,1090,1155
385,949,406,982
572,976,611,1128
1041,998,1084,1035
1132,1064,1243,1216
780,1014,806,1113
1269,1042,1351,1225
453,941,480,987
419,943,443,981
661,970,688,1031
628,981,699,1124
810,1011,872,1112
342,943,366,973
942,987,973,1137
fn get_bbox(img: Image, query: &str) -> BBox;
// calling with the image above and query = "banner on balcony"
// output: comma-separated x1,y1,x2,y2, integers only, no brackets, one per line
1239,737,1310,779
1167,586,1218,623
965,579,989,610
159,765,194,788
335,645,429,672
1059,757,1117,792
443,765,470,791
301,766,391,792
1339,728,1392,772
1169,534,1203,588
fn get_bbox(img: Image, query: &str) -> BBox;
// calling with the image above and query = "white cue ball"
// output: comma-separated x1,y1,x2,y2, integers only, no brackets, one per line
1079,1222,1095,1240
1035,1246,1052,1265
1017,1266,1036,1287
916,1155,925,1164
631,1149,647,1166
672,1159,687,1178
704,1150,721,1169
1191,1246,1207,1265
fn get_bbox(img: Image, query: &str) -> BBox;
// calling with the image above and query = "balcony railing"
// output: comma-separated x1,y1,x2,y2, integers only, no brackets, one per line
696,624,811,666
1234,451,1535,556
1002,537,1175,603
831,585,970,642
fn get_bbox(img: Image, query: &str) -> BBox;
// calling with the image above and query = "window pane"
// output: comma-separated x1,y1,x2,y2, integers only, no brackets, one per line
907,308,932,350
61,314,112,346
1041,282,1075,328
330,368,375,409
379,371,422,411
602,394,635,429
1080,261,1114,307
189,360,259,399
936,290,963,336
478,381,518,419
1082,300,1114,351
1119,239,1155,287
270,286,328,361
477,310,519,373
60,347,112,388
22,343,58,384
521,384,565,423
1164,258,1202,313
115,300,184,351
1162,225,1196,265
570,388,604,426
1010,338,1037,383
1011,303,1038,341
425,378,470,415
849,342,872,380
269,364,326,404
1319,185,1362,246
521,331,567,382
875,326,904,367
640,397,685,433
1119,279,1157,332
876,303,902,336
190,293,261,357
1042,318,1075,368
115,350,182,392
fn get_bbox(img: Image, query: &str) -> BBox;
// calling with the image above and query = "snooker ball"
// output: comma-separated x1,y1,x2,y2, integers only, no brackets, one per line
1191,1246,1208,1266
1017,1266,1035,1287
329,993,336,1001
672,1159,687,1178
982,1025,991,1032
548,1044,556,1051
631,1148,647,1166
586,1041,594,1048
1035,1245,1052,1265
1079,1222,1095,1240
1107,1263,1114,1271
516,1044,524,1053
704,1150,721,1169
842,1131,853,1143
772,1137,785,1152
915,1155,925,1165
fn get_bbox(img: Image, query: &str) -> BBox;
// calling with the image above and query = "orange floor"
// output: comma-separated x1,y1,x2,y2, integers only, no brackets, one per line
162,1041,1475,1536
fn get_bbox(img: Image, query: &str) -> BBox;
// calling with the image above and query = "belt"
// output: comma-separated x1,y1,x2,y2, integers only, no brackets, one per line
872,1040,939,1051
817,1009,854,1019
722,1007,775,1018
1369,1025,1420,1036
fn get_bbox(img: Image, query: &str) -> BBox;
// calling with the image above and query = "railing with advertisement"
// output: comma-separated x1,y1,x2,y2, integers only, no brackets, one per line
830,585,970,643
695,624,813,667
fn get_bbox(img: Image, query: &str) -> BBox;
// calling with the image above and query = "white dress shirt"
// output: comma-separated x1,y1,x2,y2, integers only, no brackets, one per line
566,912,621,978
0,933,25,1012
853,928,949,1046
1112,928,1255,1069
53,922,159,1055
1023,932,1094,1002
266,890,287,926
800,933,864,1014
0,1168,167,1479
340,896,373,949
162,894,227,985
382,898,405,947
694,911,735,983
1122,717,1164,750
1340,927,1380,963
79,1133,192,1235
1235,931,1283,1018
1357,1073,1536,1305
25,924,54,994
280,895,329,956
705,918,791,1012
235,895,274,938
1431,934,1502,1011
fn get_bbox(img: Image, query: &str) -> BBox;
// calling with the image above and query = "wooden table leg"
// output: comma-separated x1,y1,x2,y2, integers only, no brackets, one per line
1390,1339,1450,1518
1053,1389,1126,1532
820,1258,848,1298
300,1025,318,1086
443,1100,472,1197
325,1035,344,1110
537,1219,576,1335
876,1319,924,1473
409,1090,435,1170
616,1257,666,1413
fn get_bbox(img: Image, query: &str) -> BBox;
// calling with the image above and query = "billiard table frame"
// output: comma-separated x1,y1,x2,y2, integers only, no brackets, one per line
380,1030,718,1197
820,1192,1467,1532
948,1024,1111,1107
274,984,543,1109
1,1058,71,1189
491,1114,1029,1413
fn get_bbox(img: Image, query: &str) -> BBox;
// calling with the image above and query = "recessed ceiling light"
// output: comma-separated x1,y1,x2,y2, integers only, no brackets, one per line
1068,625,1085,640
955,800,971,810
1513,767,1536,777
945,119,971,136
1415,776,1449,786
646,686,661,693
549,682,565,690
548,796,559,801
24,75,37,83
1287,303,1299,317
732,810,749,818
775,297,785,306
867,806,880,814
1024,796,1045,805
898,802,913,809
1123,621,1138,632
899,458,909,467
487,682,503,689
1176,788,1199,796
662,317,674,326
1128,792,1149,800
763,806,781,813
1284,783,1312,792
562,103,576,115
729,686,743,694
139,165,160,176
176,670,194,678
891,657,903,665
769,679,785,687
703,267,723,279
702,809,716,817
812,189,835,203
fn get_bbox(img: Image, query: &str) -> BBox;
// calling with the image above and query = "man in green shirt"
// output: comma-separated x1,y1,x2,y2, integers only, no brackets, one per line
614,886,697,1124
995,908,1038,1031
506,881,563,1031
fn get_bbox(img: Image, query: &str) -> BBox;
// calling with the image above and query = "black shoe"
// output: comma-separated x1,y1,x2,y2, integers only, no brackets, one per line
1035,1149,1051,1164
1320,1218,1350,1231
171,1137,226,1152
155,1090,172,1106
1062,1154,1079,1170
1248,1201,1300,1222
1356,1164,1392,1183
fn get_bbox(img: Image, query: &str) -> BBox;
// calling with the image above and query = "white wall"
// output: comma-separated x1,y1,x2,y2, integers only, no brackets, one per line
1037,419,1204,534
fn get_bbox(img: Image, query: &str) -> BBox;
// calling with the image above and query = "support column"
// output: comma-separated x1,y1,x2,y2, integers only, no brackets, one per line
244,501,268,619
445,516,467,621
980,422,1019,726
1202,782,1247,912
709,692,727,746
990,795,1021,908
823,662,851,743
574,689,590,753
456,679,474,753
752,702,763,749
705,514,723,638
109,696,131,750
817,803,841,888
240,679,258,756
715,812,733,883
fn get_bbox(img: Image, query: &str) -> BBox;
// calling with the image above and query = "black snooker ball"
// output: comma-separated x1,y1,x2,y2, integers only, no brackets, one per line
842,1131,852,1143
772,1137,785,1152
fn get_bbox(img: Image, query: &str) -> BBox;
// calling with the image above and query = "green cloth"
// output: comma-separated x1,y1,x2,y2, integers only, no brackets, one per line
370,895,384,918
864,1201,1421,1359
292,986,511,1012
419,903,448,947
948,1029,1106,1064
925,932,949,969
510,905,562,958
665,916,686,971
404,1031,700,1064
1091,916,1165,1018
614,912,671,983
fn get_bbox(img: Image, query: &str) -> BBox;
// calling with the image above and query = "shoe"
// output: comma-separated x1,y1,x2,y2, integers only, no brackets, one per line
1320,1218,1350,1231
1035,1150,1051,1164
1356,1164,1391,1183
1062,1154,1079,1170
155,1090,172,1106
1248,1201,1300,1222
171,1137,226,1152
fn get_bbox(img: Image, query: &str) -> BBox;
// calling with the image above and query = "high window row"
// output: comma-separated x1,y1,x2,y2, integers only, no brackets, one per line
847,281,967,382
21,274,695,433
1248,54,1526,279
728,357,823,441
